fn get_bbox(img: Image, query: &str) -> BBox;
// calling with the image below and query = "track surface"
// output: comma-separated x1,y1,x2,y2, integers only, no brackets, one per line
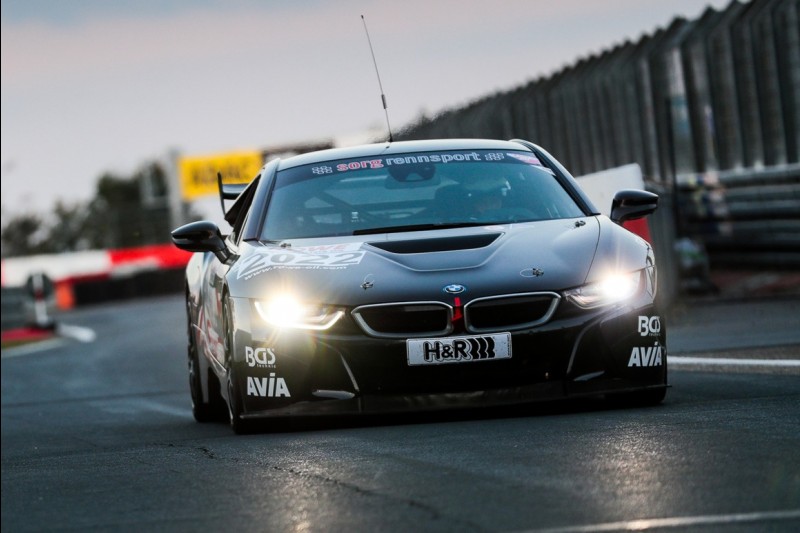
2,295,799,532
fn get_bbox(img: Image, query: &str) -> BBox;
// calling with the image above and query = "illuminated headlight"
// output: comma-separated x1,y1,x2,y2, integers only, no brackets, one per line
255,295,344,330
564,271,642,309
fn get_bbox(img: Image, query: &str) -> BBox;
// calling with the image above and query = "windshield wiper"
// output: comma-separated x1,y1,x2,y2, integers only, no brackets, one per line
352,222,488,236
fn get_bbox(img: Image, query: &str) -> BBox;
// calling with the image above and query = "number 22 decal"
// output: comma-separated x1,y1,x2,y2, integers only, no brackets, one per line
292,252,361,266
234,250,366,279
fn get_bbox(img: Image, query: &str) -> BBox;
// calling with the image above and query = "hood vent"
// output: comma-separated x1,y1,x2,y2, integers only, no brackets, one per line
368,233,501,254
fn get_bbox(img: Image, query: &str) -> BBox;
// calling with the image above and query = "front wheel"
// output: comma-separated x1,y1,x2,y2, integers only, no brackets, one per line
187,301,225,422
188,340,217,422
223,298,256,434
226,368,255,434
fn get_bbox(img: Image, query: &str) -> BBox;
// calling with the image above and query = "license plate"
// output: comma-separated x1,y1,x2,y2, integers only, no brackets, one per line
407,333,512,366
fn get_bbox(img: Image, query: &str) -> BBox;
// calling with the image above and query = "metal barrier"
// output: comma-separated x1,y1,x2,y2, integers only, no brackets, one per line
677,164,800,267
397,0,800,272
645,184,681,307
1,287,28,331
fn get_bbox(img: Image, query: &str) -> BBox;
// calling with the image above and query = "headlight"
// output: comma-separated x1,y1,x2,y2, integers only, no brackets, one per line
255,295,344,330
564,270,642,309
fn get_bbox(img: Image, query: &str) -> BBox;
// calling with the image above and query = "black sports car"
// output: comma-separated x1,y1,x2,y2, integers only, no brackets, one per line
172,138,667,433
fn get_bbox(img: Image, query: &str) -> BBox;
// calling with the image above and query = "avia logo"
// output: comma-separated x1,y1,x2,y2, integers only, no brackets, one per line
628,342,663,367
245,346,276,368
246,374,291,397
443,284,466,294
638,315,661,337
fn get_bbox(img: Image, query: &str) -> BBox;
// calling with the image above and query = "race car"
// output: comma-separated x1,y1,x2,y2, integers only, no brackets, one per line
172,138,667,433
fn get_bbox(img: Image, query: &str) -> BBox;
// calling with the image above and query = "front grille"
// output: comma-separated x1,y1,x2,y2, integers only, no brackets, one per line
352,302,453,338
464,292,560,333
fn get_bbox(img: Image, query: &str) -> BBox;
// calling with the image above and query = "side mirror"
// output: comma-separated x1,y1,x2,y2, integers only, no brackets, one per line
610,189,658,224
171,221,230,263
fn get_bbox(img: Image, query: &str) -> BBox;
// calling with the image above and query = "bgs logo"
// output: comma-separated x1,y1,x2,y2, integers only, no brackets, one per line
638,315,661,337
245,346,276,368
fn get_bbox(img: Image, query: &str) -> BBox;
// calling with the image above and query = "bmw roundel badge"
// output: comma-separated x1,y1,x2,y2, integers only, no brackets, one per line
443,284,466,294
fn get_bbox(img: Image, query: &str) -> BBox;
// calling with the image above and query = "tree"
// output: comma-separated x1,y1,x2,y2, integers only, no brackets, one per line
40,200,93,253
1,160,175,257
1,212,48,257
85,162,172,248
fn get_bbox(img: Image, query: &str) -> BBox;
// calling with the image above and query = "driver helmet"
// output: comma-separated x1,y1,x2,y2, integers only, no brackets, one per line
463,175,510,200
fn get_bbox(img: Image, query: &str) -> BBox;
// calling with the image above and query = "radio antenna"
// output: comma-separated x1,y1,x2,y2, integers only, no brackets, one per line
361,15,393,143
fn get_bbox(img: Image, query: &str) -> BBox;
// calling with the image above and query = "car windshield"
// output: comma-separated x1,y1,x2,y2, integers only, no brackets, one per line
261,149,585,240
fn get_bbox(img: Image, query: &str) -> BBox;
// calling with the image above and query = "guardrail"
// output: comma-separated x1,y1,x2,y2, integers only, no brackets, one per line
1,287,29,331
677,164,800,267
395,0,800,271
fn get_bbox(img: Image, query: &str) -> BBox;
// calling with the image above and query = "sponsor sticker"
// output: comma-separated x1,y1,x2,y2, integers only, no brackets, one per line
246,374,291,397
232,243,365,280
336,159,385,172
309,151,555,176
628,342,663,367
385,152,483,166
407,333,512,366
637,315,661,337
245,346,276,368
506,152,541,165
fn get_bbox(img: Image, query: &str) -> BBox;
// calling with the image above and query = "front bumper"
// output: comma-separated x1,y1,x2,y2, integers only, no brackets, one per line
230,295,668,417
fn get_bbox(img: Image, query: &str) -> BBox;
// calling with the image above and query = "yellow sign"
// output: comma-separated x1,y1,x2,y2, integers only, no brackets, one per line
179,150,263,201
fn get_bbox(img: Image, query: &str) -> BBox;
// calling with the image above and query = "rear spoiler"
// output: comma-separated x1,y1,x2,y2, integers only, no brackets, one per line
217,172,247,213
217,172,258,226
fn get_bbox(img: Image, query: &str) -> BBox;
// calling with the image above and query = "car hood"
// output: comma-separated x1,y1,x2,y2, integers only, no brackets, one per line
227,217,631,306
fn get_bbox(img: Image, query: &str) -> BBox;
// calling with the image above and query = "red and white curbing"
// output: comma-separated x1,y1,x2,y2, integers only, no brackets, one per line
1,244,192,309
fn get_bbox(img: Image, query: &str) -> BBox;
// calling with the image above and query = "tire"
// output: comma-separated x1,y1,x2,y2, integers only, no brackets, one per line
188,339,217,423
227,367,255,434
186,298,221,423
223,298,256,434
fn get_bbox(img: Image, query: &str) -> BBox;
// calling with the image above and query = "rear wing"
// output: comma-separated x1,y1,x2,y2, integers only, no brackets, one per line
217,172,258,226
217,172,247,213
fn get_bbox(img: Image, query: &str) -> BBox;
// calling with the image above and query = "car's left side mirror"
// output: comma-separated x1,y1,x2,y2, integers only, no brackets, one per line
610,189,658,224
172,220,230,263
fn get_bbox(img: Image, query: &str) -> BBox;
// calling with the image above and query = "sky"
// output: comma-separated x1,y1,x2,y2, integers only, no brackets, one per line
1,0,735,223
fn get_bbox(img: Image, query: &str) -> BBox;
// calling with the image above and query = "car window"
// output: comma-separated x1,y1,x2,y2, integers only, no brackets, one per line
261,150,584,240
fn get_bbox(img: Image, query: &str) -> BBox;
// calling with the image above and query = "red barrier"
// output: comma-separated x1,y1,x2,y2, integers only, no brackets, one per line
109,244,192,270
622,218,653,244
2,244,193,310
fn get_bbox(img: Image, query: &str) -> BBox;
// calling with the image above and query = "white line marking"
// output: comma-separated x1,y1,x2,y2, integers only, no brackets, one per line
670,356,800,367
2,323,95,358
56,323,97,343
526,508,800,532
91,398,190,418
1,338,66,358
136,398,192,418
